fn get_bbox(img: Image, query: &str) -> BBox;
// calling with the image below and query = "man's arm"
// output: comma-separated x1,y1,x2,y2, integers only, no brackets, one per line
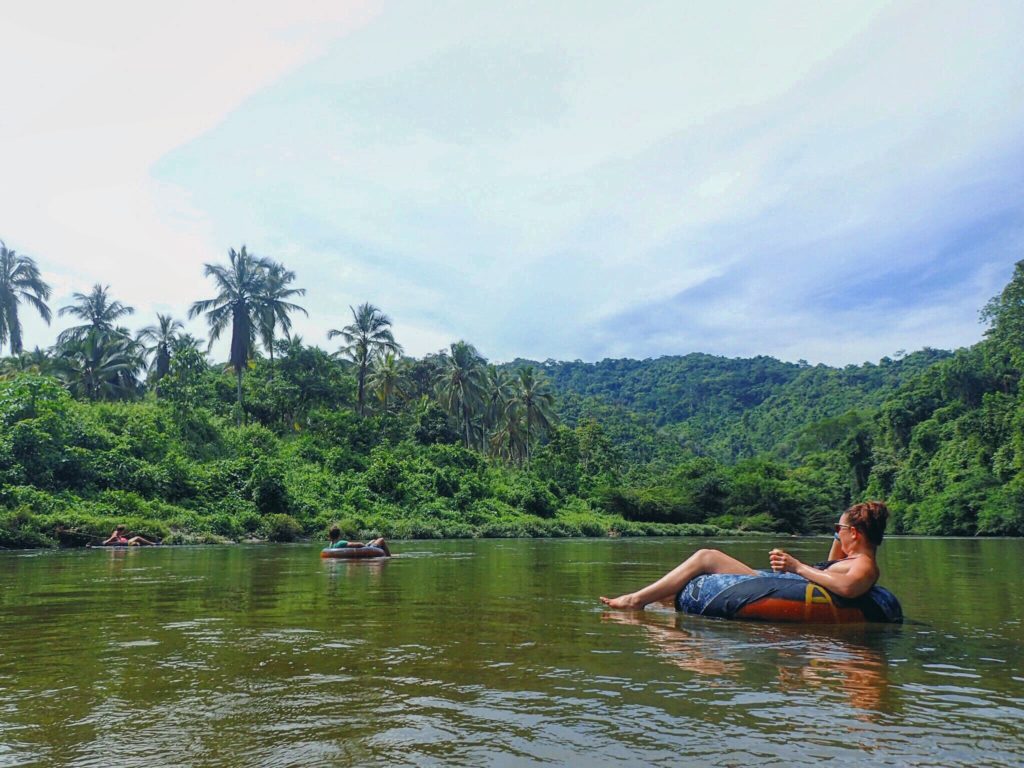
769,551,877,598
826,536,844,562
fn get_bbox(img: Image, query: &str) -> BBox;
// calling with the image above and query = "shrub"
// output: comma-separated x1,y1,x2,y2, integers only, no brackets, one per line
163,531,231,545
739,513,780,532
208,512,242,539
228,423,280,460
0,508,52,548
157,451,200,502
246,458,291,516
262,513,302,542
365,452,406,502
511,478,557,518
706,514,737,530
413,403,460,446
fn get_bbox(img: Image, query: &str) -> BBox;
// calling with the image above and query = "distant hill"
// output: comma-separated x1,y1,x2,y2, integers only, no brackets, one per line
508,349,952,462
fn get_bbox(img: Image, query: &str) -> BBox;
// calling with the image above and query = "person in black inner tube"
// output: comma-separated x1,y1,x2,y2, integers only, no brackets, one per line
600,501,888,609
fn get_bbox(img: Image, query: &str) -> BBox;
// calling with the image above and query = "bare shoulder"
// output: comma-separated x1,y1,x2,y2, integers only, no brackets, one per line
832,555,878,575
848,555,880,582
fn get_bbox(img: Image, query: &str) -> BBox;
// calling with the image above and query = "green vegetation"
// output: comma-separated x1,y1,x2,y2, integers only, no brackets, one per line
2,242,1023,548
0,241,52,356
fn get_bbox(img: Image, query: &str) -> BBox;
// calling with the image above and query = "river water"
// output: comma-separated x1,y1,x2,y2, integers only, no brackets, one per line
0,537,1021,767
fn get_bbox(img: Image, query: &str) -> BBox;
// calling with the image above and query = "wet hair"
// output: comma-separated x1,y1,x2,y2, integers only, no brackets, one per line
328,526,341,541
845,501,888,546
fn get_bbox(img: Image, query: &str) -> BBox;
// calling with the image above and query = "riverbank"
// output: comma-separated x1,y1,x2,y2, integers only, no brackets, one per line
1,508,732,549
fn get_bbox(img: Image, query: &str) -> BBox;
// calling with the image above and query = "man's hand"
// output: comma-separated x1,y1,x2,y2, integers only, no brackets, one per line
769,548,801,573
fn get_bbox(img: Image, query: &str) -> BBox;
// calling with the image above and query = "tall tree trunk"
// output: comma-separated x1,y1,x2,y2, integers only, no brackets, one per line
235,367,244,425
268,334,275,381
154,348,169,397
526,414,532,468
7,304,23,355
357,357,367,416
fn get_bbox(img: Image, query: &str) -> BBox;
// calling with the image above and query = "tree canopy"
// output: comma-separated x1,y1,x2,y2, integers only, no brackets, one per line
2,249,1024,548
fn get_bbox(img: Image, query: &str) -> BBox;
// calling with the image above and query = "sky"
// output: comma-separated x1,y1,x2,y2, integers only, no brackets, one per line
1,0,1022,366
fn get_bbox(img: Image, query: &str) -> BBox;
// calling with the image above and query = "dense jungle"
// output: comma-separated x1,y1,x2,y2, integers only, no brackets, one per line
2,243,1023,548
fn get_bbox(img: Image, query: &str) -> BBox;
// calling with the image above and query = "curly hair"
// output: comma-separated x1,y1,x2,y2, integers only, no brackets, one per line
845,501,889,546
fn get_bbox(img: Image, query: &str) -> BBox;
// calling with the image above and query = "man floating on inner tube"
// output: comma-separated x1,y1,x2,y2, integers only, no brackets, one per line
600,502,891,617
326,526,391,556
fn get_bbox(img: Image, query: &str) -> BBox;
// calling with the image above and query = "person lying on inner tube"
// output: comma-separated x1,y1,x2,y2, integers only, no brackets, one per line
102,525,157,546
327,526,391,556
600,501,888,610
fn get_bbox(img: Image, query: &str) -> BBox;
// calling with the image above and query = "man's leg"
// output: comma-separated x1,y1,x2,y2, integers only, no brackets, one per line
600,549,756,609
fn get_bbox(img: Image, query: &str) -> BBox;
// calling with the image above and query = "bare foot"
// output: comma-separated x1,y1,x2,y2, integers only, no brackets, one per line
599,594,646,609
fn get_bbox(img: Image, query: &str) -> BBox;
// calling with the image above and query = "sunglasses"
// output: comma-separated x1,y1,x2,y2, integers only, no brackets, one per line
833,523,853,533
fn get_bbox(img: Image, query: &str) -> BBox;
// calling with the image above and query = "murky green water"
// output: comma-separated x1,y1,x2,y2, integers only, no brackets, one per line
1,537,1022,767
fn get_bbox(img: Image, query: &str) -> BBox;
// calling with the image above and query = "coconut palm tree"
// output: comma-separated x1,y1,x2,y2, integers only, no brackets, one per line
171,333,205,355
189,246,273,420
513,365,557,466
436,341,487,448
368,352,406,412
481,364,514,452
0,347,54,379
489,398,528,464
258,261,307,370
275,334,305,361
328,303,402,415
112,326,146,397
0,241,52,355
137,314,185,385
57,284,134,345
54,332,140,400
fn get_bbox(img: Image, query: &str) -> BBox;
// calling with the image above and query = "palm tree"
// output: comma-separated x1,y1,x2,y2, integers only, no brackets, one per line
328,303,402,415
171,333,205,355
57,284,134,345
189,246,273,420
54,332,140,400
258,261,307,370
113,326,146,397
436,341,487,448
482,364,514,452
368,352,406,412
0,241,52,355
513,366,557,466
137,314,185,385
0,347,54,379
490,399,528,464
276,334,305,360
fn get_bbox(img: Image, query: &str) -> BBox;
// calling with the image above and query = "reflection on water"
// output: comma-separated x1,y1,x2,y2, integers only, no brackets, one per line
603,609,891,717
603,610,746,678
0,538,1022,767
778,633,890,716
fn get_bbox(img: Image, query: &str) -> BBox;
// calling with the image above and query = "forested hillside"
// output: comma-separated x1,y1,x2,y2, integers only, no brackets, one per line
515,348,950,462
1,241,1022,547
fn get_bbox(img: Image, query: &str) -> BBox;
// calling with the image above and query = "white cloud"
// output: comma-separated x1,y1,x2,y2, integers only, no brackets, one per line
0,1,376,347
2,1,1022,365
